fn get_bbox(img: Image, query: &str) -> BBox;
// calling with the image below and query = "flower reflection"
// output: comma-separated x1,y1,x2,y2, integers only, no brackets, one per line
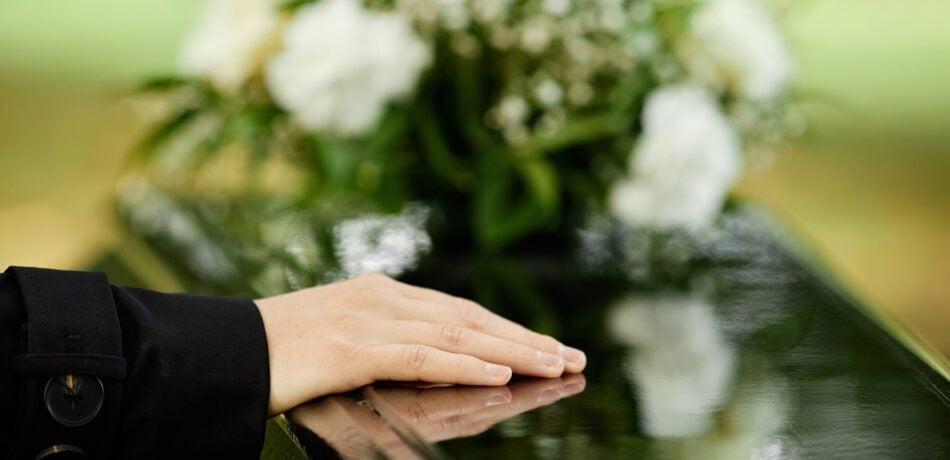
608,294,736,438
608,290,796,458
706,372,791,459
332,205,432,279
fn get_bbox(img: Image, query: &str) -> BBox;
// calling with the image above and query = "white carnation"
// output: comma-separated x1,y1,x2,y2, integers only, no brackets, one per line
266,0,431,136
608,85,741,231
686,0,792,100
608,294,735,438
179,0,283,92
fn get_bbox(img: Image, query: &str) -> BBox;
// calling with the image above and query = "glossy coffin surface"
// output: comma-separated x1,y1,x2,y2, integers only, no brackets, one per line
283,214,950,459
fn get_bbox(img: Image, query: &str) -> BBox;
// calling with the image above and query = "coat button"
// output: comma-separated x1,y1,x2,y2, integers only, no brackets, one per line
44,375,104,427
33,444,88,459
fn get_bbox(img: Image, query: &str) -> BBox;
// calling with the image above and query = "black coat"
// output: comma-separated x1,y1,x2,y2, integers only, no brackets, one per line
1,266,271,459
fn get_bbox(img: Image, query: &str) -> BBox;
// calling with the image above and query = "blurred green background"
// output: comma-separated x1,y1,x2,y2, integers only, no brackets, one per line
1,0,948,357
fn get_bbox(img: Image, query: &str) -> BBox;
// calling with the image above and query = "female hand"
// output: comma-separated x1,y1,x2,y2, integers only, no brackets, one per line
255,273,587,415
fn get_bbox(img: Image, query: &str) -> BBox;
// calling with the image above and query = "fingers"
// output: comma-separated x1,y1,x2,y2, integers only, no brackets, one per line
389,295,587,374
385,320,567,378
364,344,513,386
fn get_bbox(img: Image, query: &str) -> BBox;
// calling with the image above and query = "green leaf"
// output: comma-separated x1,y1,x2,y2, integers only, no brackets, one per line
138,76,192,92
364,106,409,160
311,137,360,189
135,106,204,156
279,0,319,12
518,159,559,216
415,104,470,186
514,112,628,159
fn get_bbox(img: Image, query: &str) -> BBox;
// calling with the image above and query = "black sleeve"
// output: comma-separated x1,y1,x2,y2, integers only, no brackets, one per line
0,267,271,458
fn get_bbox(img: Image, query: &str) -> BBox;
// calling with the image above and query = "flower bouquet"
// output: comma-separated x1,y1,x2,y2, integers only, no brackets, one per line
122,0,797,295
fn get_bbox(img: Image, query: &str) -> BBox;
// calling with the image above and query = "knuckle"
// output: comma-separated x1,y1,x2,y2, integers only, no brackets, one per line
343,286,386,307
459,302,489,329
358,272,394,285
438,324,467,348
402,345,434,370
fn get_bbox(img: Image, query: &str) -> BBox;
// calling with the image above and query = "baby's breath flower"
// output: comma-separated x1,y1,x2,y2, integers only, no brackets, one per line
534,79,564,108
520,20,554,54
493,95,530,128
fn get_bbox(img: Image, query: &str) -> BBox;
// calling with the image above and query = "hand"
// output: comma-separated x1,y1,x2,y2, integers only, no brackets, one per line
255,273,587,415
289,375,587,457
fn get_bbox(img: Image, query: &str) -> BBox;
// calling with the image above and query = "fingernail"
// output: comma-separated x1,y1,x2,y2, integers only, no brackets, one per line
486,364,512,378
560,346,586,364
538,351,564,368
486,393,512,407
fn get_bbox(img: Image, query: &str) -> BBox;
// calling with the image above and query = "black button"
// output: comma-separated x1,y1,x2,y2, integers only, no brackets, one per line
44,375,104,427
34,444,88,459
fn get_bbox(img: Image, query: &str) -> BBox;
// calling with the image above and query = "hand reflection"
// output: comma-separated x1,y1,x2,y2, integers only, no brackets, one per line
290,375,585,458
371,374,586,442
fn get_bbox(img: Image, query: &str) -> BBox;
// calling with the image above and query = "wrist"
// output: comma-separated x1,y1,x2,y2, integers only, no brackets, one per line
254,297,283,416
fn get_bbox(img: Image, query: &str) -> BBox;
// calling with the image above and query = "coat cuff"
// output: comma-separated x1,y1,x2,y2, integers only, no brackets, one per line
112,286,270,458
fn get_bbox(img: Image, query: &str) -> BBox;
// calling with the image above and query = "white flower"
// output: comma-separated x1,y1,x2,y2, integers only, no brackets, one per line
266,0,431,136
686,0,792,100
608,294,735,438
179,0,283,92
608,85,741,231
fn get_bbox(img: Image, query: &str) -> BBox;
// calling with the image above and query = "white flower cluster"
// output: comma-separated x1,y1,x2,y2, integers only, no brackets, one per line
179,0,284,92
177,0,793,231
606,0,791,231
266,0,431,136
181,0,431,136
392,0,792,230
685,0,792,100
609,85,742,232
